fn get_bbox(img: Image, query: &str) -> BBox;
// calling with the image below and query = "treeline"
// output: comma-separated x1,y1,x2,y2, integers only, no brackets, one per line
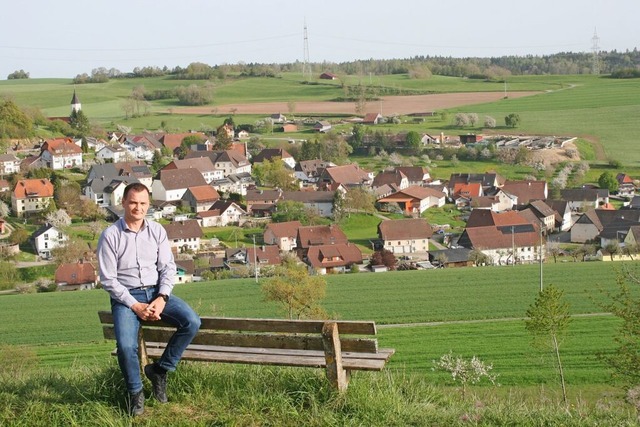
66,49,639,84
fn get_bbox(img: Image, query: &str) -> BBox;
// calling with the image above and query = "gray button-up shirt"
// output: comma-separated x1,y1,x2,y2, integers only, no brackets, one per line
97,218,175,308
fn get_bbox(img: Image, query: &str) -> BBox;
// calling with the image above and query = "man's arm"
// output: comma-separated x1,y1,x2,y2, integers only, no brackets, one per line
97,230,139,308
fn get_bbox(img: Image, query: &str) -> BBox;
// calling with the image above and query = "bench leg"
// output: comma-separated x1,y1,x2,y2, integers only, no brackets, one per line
322,322,349,392
138,327,149,372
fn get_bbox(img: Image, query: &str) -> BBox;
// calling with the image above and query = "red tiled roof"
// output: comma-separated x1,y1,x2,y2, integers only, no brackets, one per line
297,224,348,248
55,262,97,285
378,219,433,240
306,243,362,268
264,221,302,239
13,178,54,199
186,185,220,202
42,137,82,155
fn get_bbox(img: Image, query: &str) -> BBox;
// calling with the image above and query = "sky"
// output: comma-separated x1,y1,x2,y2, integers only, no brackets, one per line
0,0,638,79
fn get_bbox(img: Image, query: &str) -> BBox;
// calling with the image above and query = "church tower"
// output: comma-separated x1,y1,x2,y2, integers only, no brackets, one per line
70,89,81,114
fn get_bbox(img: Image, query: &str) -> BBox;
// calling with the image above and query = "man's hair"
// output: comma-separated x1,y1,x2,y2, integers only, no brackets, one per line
123,183,150,200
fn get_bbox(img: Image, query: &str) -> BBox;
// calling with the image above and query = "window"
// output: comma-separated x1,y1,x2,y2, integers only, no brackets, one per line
44,234,49,240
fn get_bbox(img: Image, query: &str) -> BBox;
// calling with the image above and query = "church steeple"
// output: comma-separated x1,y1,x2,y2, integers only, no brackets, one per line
71,89,81,113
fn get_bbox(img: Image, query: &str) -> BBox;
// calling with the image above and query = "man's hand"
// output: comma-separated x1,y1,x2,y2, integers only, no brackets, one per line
131,302,152,320
145,297,167,321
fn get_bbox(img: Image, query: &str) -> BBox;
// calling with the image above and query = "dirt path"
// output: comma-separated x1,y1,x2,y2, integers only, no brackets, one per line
173,91,539,116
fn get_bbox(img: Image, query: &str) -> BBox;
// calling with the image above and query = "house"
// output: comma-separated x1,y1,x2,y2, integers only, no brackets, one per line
264,220,302,251
452,182,483,207
182,185,220,212
319,72,337,80
163,220,203,253
195,200,246,227
0,179,10,193
160,132,208,155
11,178,55,217
545,199,573,232
313,121,332,133
377,185,446,214
305,243,362,275
0,154,21,175
294,159,336,184
466,209,531,229
151,168,208,202
84,162,152,207
96,144,130,163
20,155,43,171
519,200,557,234
270,113,286,123
185,150,251,176
210,172,255,196
377,218,433,254
163,157,222,184
245,189,282,214
616,173,636,198
570,208,640,244
281,190,335,217
80,136,108,152
363,113,383,124
282,124,298,133
121,134,162,161
468,189,515,212
296,224,349,257
457,223,544,265
429,248,474,268
372,169,409,191
447,172,505,194
31,223,68,259
55,260,98,291
318,164,373,188
394,166,431,186
246,245,282,271
174,259,195,284
502,180,548,206
39,138,83,170
252,148,296,169
561,188,609,212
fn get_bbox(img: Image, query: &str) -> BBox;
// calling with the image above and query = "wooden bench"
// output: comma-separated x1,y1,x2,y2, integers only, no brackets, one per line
98,311,394,391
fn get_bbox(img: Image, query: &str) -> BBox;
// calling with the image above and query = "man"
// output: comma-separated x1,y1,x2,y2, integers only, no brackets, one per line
97,183,201,416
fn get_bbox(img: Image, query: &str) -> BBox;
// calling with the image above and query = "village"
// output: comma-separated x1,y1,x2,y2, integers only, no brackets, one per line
1,91,639,291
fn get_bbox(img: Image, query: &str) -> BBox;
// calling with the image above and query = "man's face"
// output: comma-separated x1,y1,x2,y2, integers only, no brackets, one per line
122,189,149,223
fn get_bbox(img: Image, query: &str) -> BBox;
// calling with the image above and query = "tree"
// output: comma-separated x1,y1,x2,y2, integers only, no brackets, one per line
433,351,497,399
467,113,478,127
262,263,327,319
605,242,621,261
45,209,72,229
454,113,470,127
0,98,34,139
9,228,29,246
598,265,640,390
252,159,298,190
87,221,105,240
598,171,619,193
215,125,233,150
342,187,375,217
524,284,571,405
0,261,20,290
54,181,81,214
69,109,90,137
405,130,422,153
7,69,29,79
178,134,205,159
349,124,365,151
484,116,496,128
0,201,9,217
369,249,397,270
272,200,308,224
469,249,491,266
50,237,91,264
505,113,521,128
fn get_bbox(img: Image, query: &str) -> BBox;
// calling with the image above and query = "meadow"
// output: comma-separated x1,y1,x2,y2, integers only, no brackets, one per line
3,72,640,167
2,260,640,424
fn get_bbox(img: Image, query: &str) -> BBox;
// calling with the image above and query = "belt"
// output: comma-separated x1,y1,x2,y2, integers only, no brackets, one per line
135,285,157,290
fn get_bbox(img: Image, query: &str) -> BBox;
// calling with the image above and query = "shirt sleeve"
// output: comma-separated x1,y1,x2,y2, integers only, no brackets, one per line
97,228,138,308
155,225,176,296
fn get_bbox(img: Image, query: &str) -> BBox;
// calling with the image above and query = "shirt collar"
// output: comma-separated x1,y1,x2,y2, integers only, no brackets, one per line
119,217,147,232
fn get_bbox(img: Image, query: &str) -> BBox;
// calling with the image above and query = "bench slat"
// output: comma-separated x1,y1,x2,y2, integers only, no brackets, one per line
102,326,379,353
146,347,391,371
98,311,376,335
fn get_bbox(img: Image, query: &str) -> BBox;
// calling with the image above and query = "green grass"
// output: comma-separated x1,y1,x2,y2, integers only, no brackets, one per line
1,261,639,424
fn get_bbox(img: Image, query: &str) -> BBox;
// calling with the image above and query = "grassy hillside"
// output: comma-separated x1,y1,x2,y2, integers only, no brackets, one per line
3,73,639,164
1,261,637,386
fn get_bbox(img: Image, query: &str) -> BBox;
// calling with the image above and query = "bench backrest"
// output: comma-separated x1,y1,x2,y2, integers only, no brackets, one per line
98,311,380,353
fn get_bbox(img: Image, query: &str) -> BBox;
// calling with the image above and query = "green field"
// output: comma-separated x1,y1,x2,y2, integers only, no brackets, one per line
1,261,637,389
3,73,640,166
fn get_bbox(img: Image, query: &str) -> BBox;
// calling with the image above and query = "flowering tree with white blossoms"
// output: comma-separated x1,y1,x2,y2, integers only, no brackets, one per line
433,351,498,398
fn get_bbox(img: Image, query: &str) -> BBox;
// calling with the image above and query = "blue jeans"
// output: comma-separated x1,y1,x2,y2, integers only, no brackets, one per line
111,287,201,394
